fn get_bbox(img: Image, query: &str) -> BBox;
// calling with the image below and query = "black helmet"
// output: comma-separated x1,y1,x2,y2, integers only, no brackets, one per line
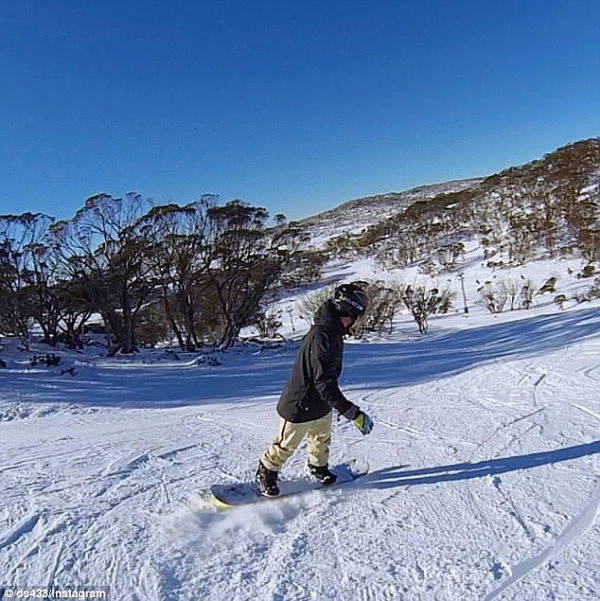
333,283,368,320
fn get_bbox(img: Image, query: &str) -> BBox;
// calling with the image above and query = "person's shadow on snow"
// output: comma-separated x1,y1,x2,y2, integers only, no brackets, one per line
356,440,600,490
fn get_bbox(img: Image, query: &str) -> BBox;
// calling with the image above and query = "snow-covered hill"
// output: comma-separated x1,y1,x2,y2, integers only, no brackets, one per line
297,178,483,248
295,139,599,266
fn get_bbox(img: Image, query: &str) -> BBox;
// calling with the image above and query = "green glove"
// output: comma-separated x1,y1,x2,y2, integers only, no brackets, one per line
353,411,373,435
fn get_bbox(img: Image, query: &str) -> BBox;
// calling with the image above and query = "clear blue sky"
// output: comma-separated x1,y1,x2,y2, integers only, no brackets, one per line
2,0,599,222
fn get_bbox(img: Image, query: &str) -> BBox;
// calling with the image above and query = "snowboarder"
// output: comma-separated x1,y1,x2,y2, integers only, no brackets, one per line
256,282,374,497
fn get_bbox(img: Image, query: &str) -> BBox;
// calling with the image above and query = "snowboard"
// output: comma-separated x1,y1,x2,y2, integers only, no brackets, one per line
209,458,369,509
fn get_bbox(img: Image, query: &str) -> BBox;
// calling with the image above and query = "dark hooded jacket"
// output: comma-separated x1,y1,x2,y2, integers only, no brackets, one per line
276,300,359,423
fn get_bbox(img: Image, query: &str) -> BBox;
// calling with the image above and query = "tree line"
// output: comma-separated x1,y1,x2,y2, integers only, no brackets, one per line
0,193,305,354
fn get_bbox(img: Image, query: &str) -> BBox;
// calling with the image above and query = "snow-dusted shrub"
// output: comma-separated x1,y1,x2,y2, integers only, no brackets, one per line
578,264,596,279
253,310,283,339
402,284,455,334
355,280,404,336
297,286,335,324
504,278,520,311
538,276,558,294
478,281,508,314
554,294,568,310
574,277,600,303
573,290,592,303
520,278,535,309
479,277,535,313
136,302,171,348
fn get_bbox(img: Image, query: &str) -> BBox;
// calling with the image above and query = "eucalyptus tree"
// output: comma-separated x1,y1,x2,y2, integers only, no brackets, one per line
50,193,152,355
203,200,301,348
139,195,217,351
0,212,56,347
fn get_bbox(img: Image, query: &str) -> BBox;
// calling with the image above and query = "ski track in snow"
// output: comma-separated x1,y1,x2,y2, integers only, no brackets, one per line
0,514,41,551
1,303,600,599
484,479,600,601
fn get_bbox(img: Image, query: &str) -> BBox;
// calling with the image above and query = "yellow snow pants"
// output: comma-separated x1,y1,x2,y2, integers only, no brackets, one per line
261,412,333,472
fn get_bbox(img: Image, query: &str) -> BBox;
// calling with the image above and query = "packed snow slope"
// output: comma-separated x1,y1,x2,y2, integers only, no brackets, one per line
1,298,600,600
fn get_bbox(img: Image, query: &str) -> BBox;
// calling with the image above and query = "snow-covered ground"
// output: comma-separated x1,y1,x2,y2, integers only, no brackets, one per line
1,260,600,600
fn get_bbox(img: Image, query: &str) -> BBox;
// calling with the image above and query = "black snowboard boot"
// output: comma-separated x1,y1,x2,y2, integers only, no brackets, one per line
307,463,338,485
255,461,280,497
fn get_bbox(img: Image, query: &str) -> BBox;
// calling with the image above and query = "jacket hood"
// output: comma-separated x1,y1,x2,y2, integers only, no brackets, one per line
314,300,344,333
